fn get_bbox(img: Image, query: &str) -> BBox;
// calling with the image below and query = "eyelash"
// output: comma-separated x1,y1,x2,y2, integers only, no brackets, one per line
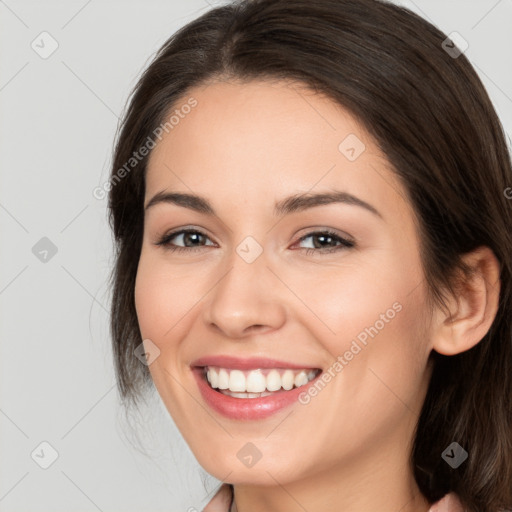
155,228,355,255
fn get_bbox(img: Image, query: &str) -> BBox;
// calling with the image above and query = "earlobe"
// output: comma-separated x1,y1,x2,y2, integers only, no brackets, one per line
431,246,501,356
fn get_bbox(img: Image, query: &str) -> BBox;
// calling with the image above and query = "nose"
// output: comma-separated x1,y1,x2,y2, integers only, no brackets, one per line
202,247,287,339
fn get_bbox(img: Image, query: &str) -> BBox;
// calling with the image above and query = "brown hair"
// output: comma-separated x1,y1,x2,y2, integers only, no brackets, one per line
107,0,512,509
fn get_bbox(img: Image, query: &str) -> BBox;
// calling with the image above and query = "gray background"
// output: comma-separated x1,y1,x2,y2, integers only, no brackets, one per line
1,1,511,510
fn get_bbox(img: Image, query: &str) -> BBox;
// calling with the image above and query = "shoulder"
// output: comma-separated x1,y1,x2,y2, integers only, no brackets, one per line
429,492,465,512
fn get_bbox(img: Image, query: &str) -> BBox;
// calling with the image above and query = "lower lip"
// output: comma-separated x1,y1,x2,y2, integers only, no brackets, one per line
192,367,320,420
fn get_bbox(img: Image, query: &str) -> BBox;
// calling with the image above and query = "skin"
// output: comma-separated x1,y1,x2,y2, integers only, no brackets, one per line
134,79,501,512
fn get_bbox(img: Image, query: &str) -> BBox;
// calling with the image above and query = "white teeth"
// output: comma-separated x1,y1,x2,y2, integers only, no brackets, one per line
218,369,229,389
294,371,308,387
207,368,218,388
229,370,246,392
205,366,319,394
281,370,294,390
266,369,282,391
246,369,267,393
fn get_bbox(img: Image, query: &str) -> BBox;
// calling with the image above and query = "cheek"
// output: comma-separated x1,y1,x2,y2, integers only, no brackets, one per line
336,275,429,415
291,254,422,348
134,254,208,350
134,256,179,342
298,252,430,400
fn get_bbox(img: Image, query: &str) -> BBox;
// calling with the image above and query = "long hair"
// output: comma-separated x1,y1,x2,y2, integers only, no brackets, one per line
107,1,512,509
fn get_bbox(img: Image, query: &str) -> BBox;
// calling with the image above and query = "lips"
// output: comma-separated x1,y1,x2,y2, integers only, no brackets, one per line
190,355,323,420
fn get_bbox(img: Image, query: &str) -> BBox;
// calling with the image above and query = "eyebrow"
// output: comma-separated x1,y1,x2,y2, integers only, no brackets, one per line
144,190,383,219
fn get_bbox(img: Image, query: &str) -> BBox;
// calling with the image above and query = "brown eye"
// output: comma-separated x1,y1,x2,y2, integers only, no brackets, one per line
156,229,215,252
296,230,355,255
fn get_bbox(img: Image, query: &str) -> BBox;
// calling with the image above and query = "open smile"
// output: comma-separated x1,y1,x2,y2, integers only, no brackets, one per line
190,356,323,420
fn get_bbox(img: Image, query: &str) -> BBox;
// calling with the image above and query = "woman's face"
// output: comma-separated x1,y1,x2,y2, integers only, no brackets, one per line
135,79,434,487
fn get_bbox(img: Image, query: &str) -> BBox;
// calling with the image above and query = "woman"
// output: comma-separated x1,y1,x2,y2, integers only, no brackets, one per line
107,0,512,510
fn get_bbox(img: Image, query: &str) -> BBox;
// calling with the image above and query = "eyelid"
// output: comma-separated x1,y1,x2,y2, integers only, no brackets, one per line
155,226,356,254
295,226,355,244
292,229,355,253
154,226,215,247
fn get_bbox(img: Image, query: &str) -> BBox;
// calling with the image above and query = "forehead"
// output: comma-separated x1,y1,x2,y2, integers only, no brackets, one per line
144,79,412,223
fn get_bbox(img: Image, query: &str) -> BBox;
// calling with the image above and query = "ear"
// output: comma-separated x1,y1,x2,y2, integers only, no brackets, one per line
431,246,501,356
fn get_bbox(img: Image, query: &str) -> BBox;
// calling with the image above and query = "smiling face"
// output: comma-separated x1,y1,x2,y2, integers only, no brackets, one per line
134,78,435,490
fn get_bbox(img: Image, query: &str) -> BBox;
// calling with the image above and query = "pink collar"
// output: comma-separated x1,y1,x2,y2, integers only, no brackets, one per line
428,492,465,512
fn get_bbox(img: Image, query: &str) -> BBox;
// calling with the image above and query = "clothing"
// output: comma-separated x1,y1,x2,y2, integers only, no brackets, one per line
428,492,465,512
202,484,465,512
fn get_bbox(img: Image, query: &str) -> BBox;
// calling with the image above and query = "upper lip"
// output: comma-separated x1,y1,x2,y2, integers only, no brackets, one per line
190,355,321,371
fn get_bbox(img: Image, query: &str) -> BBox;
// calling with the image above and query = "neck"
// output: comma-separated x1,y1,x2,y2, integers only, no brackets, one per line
230,419,432,512
232,467,431,512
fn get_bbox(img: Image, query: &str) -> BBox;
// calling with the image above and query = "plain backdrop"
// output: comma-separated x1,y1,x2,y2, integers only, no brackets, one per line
1,0,511,510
